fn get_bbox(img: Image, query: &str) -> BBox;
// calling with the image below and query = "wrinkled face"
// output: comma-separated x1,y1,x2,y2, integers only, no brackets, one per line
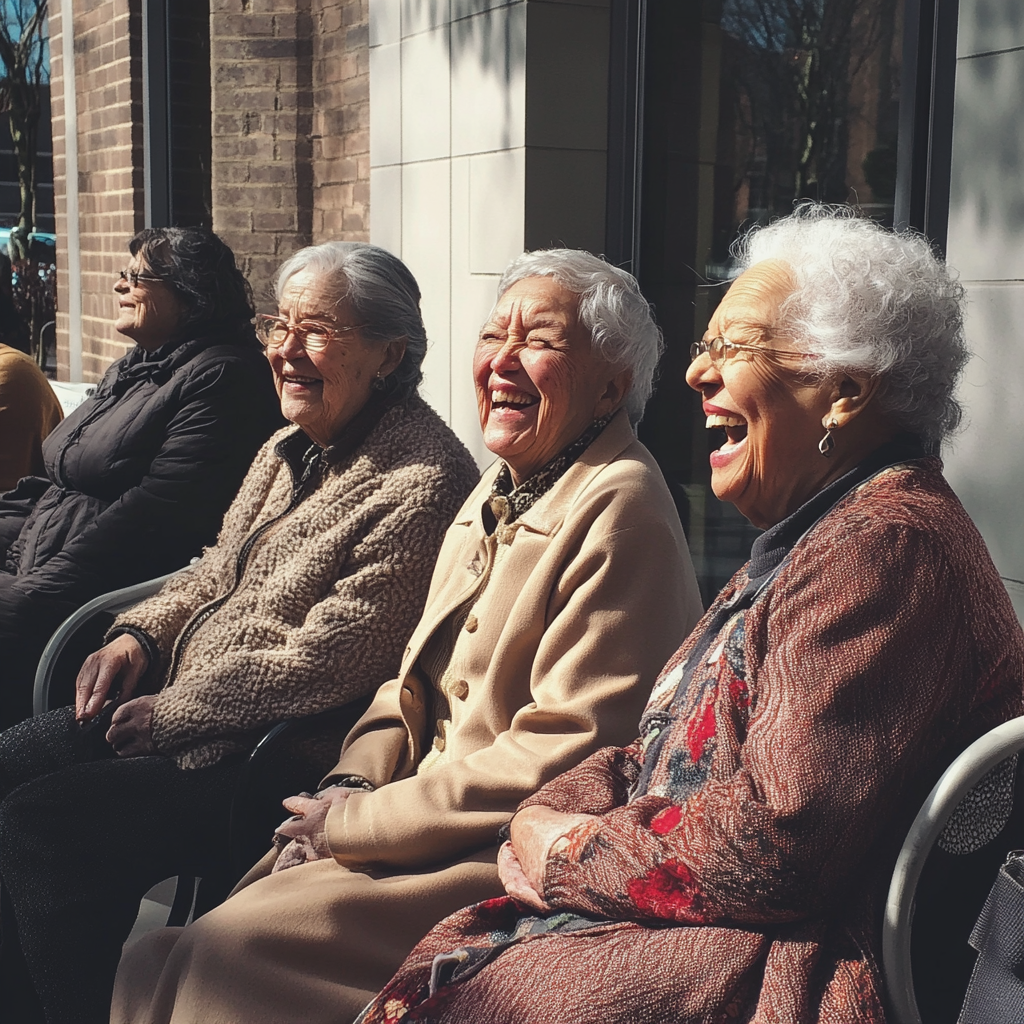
685,259,839,529
474,276,626,484
113,256,183,351
268,269,393,446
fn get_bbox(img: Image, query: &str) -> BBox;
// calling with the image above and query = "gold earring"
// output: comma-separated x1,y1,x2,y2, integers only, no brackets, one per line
818,417,838,457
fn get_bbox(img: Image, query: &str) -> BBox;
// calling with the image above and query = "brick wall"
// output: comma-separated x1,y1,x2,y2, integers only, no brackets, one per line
312,0,369,243
51,0,144,382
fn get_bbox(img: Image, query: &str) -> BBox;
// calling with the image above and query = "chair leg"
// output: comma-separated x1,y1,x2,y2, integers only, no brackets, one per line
166,875,197,927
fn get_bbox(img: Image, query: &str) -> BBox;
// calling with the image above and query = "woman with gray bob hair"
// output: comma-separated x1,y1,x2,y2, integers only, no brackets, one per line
497,248,664,424
274,241,427,397
734,202,967,453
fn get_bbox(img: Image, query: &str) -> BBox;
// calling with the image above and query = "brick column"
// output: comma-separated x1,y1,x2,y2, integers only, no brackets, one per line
211,0,317,309
312,0,369,242
50,0,144,382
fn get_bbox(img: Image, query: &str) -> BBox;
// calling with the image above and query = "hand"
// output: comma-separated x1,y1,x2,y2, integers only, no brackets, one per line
76,634,149,721
497,841,550,911
508,806,598,896
106,694,159,757
271,788,354,872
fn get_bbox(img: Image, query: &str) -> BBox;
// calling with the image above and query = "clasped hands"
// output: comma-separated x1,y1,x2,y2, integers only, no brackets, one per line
75,633,158,757
497,806,597,911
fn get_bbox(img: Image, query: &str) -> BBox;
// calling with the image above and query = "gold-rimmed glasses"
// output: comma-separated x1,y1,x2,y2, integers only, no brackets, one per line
689,336,809,368
119,269,164,287
254,314,371,352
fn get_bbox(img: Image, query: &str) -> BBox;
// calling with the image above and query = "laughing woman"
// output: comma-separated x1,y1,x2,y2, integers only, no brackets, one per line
357,206,1024,1024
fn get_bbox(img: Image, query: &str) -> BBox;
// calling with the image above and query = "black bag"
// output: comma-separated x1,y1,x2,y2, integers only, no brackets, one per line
959,850,1024,1023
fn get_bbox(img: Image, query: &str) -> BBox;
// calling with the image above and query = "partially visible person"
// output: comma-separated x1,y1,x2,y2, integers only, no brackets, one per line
0,241,479,1024
0,228,281,726
356,206,1024,1024
111,249,704,1024
0,343,62,490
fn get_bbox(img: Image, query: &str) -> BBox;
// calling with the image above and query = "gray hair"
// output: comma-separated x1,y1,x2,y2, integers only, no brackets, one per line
734,203,968,452
274,242,426,398
497,249,664,425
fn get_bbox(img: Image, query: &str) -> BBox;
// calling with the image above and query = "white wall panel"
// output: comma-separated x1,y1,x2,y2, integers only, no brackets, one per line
369,0,401,47
401,28,451,163
369,43,403,168
369,165,403,257
957,0,1024,57
469,148,526,273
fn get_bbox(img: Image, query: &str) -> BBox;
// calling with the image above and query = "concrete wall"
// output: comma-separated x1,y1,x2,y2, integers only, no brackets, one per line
368,0,609,464
943,0,1024,619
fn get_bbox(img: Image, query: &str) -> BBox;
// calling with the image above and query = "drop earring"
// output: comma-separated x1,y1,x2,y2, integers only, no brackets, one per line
372,370,386,392
818,418,838,457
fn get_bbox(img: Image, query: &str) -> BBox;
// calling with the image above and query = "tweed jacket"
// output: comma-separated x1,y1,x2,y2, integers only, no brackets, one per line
324,410,704,871
360,456,1024,1024
113,394,479,770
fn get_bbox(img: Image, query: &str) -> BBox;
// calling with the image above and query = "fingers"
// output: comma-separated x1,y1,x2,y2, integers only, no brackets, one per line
75,636,148,720
75,652,112,719
281,794,319,816
498,845,549,911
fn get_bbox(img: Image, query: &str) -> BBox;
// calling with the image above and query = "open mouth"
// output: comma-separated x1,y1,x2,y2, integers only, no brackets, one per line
706,413,748,448
491,388,538,411
282,374,322,390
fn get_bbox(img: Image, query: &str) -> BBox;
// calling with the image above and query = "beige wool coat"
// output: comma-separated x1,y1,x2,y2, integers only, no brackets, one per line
112,411,704,1024
112,394,479,769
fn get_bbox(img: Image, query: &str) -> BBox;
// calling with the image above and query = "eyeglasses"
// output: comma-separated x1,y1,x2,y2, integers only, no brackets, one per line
254,314,371,352
689,336,808,368
119,269,164,287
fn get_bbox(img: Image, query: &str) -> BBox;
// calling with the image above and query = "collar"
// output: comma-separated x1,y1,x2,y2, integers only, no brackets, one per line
487,413,614,529
746,433,928,582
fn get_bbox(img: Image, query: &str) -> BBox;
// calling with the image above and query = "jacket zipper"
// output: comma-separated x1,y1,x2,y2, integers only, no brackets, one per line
162,443,326,688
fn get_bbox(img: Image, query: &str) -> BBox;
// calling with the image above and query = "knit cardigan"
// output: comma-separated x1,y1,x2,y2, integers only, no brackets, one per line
112,394,479,769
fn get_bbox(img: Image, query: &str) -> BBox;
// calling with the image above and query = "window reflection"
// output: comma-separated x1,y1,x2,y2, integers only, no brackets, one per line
637,0,904,604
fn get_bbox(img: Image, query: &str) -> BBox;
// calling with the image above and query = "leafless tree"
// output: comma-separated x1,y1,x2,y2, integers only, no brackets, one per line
0,0,48,261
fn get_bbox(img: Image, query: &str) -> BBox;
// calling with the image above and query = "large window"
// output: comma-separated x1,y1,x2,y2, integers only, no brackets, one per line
630,0,911,603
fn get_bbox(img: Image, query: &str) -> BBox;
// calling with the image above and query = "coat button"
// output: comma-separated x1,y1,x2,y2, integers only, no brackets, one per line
464,614,478,633
451,679,469,700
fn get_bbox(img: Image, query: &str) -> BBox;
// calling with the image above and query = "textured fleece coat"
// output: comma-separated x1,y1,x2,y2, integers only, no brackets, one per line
0,332,280,725
113,394,480,769
360,457,1024,1024
110,411,705,1024
0,343,62,491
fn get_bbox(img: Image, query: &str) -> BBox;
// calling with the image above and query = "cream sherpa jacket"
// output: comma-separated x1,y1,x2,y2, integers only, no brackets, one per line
112,394,479,769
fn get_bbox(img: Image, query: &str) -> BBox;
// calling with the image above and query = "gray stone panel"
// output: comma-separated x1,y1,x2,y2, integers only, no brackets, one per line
957,0,1024,58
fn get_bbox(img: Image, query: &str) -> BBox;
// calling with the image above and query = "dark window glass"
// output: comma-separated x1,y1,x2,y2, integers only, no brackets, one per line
636,0,904,605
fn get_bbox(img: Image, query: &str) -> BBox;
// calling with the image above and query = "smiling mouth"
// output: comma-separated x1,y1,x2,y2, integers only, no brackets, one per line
283,374,321,388
706,413,748,446
491,388,538,410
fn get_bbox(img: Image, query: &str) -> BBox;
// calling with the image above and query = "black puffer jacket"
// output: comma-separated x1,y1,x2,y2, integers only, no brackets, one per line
0,331,282,723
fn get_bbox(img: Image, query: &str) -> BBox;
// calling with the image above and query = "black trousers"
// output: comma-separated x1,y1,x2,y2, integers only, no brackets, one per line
0,708,246,1024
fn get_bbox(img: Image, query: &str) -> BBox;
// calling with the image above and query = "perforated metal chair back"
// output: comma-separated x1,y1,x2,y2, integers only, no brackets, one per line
883,716,1024,1023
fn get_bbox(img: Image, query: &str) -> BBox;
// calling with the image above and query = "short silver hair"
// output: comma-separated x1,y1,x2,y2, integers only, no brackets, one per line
274,242,426,397
496,249,664,425
734,203,968,452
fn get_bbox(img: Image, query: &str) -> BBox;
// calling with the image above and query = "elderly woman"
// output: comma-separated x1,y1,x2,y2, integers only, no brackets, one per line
355,206,1024,1024
0,227,282,726
0,241,479,1024
111,249,704,1024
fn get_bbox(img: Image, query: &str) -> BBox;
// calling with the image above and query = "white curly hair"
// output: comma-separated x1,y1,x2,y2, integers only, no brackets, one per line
496,249,664,425
733,203,968,452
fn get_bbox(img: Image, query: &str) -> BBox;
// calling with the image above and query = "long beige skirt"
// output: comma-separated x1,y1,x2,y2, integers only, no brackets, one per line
111,850,502,1024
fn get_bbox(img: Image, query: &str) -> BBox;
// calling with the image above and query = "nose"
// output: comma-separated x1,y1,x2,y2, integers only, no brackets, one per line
114,273,128,294
685,347,719,393
489,338,523,373
277,325,308,362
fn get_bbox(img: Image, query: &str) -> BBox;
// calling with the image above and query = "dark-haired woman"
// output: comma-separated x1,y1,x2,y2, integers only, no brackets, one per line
0,228,281,726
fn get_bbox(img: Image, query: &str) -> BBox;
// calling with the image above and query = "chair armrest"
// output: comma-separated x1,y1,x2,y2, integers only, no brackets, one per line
33,570,184,717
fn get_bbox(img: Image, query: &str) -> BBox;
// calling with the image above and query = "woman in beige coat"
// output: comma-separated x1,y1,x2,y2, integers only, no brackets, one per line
112,249,704,1024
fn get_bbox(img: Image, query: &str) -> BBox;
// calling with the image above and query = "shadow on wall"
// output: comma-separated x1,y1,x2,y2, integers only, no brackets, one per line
944,283,1024,587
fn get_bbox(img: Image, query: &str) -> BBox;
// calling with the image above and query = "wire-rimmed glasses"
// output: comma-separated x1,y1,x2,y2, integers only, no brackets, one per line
254,314,371,352
689,336,808,368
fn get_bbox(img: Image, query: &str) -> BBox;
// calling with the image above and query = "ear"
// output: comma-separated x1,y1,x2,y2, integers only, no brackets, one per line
823,372,881,429
377,338,407,380
594,367,633,419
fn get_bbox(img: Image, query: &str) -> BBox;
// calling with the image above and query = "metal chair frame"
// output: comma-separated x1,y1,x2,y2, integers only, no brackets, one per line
883,716,1024,1024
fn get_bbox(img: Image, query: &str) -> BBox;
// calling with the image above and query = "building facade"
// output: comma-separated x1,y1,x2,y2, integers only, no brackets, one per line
47,0,1024,610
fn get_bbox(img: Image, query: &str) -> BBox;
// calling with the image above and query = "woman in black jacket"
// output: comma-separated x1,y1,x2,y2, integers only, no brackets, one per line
0,227,281,727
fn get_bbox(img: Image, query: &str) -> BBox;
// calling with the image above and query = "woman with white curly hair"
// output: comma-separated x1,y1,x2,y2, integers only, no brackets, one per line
354,204,1024,1024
